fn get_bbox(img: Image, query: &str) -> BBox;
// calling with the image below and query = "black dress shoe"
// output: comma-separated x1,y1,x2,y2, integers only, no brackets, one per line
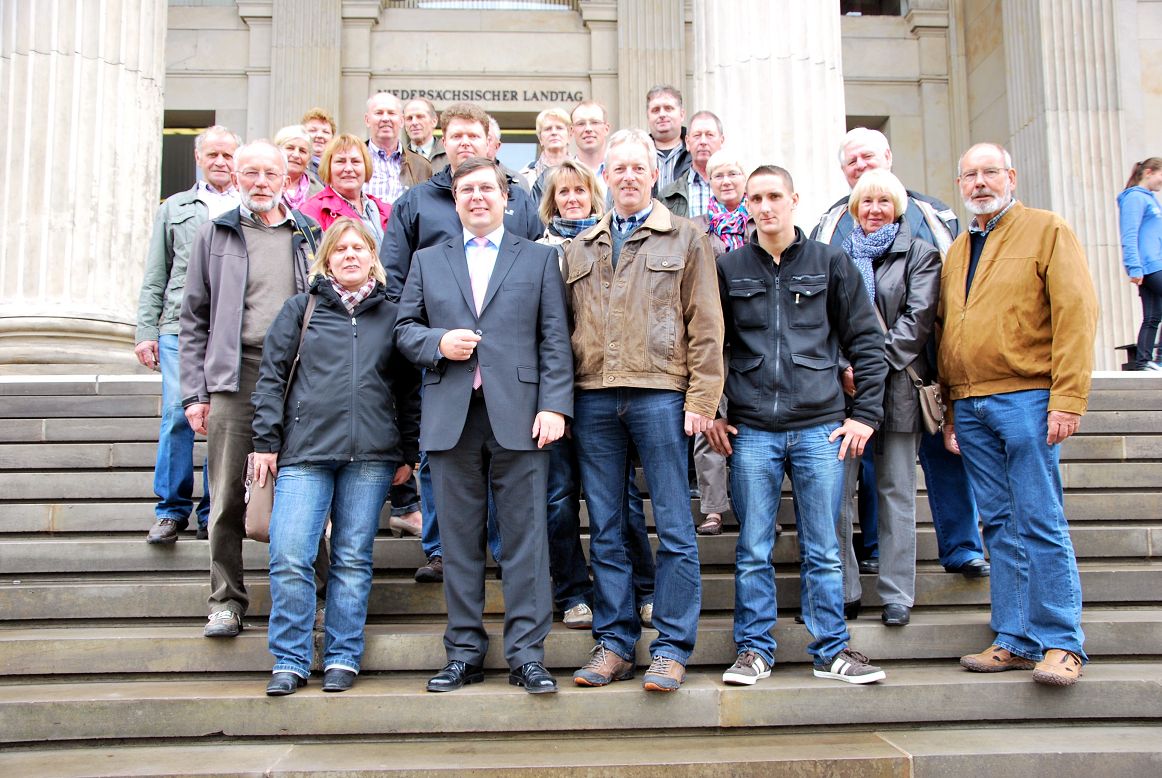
945,558,991,579
426,660,484,693
321,667,356,692
508,661,558,694
858,558,880,574
881,603,911,626
266,672,307,696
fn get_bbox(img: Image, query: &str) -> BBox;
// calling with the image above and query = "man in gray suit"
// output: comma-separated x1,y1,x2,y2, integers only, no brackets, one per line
396,157,574,695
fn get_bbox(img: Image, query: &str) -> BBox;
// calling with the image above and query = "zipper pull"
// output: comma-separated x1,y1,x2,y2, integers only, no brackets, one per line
352,316,358,336
795,293,800,304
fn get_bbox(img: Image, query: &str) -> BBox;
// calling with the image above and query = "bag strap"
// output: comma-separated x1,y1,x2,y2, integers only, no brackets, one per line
870,302,926,388
284,293,318,398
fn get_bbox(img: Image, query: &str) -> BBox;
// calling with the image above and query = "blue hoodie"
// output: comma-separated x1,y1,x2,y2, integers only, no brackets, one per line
1117,185,1162,278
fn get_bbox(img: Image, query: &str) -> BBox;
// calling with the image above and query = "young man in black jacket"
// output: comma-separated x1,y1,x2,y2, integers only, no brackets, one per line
706,165,888,686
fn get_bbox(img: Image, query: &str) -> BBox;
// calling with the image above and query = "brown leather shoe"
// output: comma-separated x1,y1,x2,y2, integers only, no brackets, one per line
573,644,635,686
146,518,181,544
696,514,723,535
1032,649,1083,686
642,655,686,692
960,644,1036,673
415,555,443,583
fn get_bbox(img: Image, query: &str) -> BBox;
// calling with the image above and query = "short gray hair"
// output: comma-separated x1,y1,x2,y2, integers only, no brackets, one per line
957,142,1013,175
605,128,657,172
705,148,745,179
847,169,908,221
837,127,890,165
194,125,241,154
273,124,311,148
234,139,288,173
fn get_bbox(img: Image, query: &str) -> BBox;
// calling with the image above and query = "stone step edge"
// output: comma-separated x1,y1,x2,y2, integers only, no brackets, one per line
2,663,1160,745
2,724,1161,778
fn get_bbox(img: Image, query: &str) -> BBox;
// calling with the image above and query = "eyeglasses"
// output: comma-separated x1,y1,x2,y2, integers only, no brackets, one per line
711,170,745,181
237,169,285,182
959,167,1008,182
572,120,607,129
456,183,500,197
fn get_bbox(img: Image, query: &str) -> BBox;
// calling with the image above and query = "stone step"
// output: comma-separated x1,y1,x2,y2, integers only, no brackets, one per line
4,563,1159,621
2,662,1160,745
2,433,1155,471
3,522,1157,575
0,375,161,396
5,489,1160,535
0,395,161,419
1079,410,1162,434
2,609,1157,676
3,459,1158,500
0,417,163,443
4,725,1162,778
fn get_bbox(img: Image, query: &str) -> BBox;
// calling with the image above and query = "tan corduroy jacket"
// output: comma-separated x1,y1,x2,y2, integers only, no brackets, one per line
936,201,1099,415
564,202,725,419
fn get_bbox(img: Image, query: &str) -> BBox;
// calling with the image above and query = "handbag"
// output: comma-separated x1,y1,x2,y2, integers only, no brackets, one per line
871,305,945,436
244,293,318,542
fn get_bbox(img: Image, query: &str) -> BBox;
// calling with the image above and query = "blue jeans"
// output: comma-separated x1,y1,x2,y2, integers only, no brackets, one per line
857,448,878,559
389,474,420,517
954,390,1086,661
547,437,656,611
918,429,986,568
419,452,502,563
730,422,850,665
572,388,699,664
267,460,394,677
155,334,209,529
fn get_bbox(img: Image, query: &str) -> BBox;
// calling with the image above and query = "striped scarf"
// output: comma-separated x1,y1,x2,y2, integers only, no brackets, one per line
330,277,376,314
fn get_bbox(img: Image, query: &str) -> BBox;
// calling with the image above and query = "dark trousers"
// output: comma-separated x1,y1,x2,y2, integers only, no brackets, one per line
205,355,327,616
1136,269,1162,367
428,397,552,669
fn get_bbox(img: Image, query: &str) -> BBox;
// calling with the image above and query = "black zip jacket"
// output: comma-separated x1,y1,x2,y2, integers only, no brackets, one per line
251,278,421,467
716,228,887,432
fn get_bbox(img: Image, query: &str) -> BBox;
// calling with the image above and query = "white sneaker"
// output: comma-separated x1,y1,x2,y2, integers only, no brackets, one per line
639,602,654,627
563,602,593,629
722,650,772,685
1145,361,1162,372
813,648,885,684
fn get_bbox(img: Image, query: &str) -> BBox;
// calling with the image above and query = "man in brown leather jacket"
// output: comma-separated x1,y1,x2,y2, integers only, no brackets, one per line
565,128,724,693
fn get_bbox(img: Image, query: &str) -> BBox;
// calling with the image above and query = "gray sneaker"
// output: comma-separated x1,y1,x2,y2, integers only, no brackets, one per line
203,610,243,638
813,648,885,684
722,650,772,686
563,602,593,629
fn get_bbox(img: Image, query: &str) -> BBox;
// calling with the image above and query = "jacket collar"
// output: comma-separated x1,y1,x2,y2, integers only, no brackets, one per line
578,199,676,247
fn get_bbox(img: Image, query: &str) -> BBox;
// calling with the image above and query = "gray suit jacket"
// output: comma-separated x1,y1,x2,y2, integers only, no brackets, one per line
395,231,573,452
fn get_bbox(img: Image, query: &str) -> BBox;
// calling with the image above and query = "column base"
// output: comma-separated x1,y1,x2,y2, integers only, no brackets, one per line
0,316,141,370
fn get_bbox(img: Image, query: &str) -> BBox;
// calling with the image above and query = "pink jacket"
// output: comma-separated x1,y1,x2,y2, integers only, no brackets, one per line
299,186,391,234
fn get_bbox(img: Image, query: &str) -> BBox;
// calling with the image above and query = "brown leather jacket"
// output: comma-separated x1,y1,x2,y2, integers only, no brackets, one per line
564,201,725,418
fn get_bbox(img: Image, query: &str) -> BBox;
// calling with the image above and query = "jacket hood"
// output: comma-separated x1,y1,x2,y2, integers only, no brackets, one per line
1118,185,1155,206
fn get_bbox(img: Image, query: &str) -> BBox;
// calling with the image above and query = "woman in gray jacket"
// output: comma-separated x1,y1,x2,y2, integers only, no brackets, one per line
838,169,941,628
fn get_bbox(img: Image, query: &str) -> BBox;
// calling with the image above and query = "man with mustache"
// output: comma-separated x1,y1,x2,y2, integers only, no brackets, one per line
938,143,1098,687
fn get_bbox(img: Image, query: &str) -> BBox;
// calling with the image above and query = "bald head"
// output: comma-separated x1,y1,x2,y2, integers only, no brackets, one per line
365,92,404,150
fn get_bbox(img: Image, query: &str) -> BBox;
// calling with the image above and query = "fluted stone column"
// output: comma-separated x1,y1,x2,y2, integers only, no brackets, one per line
616,0,685,131
269,0,342,133
691,0,848,228
0,0,167,366
1001,0,1135,370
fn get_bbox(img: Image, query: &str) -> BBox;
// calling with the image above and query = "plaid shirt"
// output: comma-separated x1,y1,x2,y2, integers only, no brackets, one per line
330,276,377,314
687,168,712,218
613,204,653,237
364,140,404,204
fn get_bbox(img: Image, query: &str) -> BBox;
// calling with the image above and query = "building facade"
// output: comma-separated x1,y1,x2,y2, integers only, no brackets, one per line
2,0,1159,368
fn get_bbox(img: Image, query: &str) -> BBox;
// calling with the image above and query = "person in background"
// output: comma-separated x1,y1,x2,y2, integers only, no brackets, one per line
645,85,690,191
521,107,572,201
404,97,448,172
1117,156,1162,370
301,107,336,177
300,135,391,243
254,217,420,696
570,100,611,201
659,111,724,220
137,125,240,544
364,91,433,204
537,159,657,631
274,125,323,212
836,169,941,628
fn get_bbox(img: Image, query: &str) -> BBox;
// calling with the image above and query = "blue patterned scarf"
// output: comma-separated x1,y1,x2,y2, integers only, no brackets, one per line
551,215,599,239
842,221,899,304
707,197,749,251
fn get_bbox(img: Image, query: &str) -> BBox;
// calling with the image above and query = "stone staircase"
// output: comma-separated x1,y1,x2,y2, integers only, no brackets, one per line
1,373,1161,776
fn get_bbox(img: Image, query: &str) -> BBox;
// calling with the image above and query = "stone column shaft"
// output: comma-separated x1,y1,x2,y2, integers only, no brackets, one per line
1002,0,1135,370
692,0,848,227
617,0,685,131
0,0,167,365
269,0,342,134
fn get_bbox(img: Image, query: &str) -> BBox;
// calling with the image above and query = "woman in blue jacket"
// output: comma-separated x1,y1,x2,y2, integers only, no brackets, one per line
251,217,420,696
1118,157,1162,370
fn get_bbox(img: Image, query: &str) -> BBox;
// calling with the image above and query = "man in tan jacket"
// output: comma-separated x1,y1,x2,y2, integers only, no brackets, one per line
565,128,724,693
937,142,1098,687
